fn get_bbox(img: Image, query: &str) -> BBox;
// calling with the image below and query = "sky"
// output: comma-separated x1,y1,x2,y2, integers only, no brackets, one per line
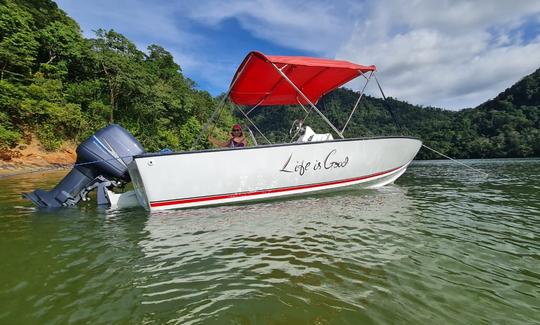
55,0,540,110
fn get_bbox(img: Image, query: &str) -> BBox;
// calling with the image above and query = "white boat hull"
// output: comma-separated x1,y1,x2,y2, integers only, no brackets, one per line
128,137,422,211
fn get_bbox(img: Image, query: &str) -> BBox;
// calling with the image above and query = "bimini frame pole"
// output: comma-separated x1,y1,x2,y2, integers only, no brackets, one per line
269,62,344,139
191,56,253,150
191,89,230,149
341,71,373,134
231,103,272,144
373,73,400,128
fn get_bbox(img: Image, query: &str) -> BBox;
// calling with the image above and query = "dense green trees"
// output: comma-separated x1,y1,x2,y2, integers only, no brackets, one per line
0,0,231,153
0,0,538,159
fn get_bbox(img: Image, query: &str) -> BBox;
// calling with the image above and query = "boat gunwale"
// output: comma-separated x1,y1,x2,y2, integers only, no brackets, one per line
133,136,422,160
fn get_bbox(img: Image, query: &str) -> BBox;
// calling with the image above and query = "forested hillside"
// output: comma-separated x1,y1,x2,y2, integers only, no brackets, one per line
458,68,540,158
0,0,234,156
1,0,539,160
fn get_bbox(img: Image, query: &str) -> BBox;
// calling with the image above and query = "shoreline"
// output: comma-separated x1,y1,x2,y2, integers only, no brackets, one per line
0,136,76,176
0,161,71,176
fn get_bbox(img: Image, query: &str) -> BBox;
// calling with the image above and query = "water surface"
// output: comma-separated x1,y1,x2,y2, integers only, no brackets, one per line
0,159,539,324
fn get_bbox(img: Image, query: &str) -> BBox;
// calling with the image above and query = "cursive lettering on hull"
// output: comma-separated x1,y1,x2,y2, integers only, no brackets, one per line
280,149,350,176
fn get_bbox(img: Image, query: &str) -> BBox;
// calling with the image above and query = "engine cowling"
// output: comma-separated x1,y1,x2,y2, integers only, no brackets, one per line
23,124,145,208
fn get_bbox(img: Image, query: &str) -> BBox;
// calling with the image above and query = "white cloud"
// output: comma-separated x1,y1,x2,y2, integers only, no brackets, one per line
57,0,195,45
56,0,209,83
180,0,359,55
56,0,540,109
56,0,361,91
186,0,540,109
336,0,540,109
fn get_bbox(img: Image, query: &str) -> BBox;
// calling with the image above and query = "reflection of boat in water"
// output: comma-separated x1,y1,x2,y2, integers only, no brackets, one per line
136,186,413,318
140,185,413,262
24,51,421,212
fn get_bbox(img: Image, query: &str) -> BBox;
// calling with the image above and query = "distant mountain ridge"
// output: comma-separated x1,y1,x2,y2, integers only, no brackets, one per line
454,67,540,158
478,67,540,109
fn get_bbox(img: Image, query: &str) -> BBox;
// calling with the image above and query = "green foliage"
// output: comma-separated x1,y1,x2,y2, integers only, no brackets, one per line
36,124,62,150
0,0,39,79
0,111,21,149
39,20,84,66
0,0,232,152
0,0,538,159
0,125,20,149
178,116,202,150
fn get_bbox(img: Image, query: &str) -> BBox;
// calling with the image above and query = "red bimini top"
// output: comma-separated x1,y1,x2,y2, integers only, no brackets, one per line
229,51,376,106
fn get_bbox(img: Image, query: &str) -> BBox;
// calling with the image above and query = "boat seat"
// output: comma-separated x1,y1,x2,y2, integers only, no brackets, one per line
296,126,333,142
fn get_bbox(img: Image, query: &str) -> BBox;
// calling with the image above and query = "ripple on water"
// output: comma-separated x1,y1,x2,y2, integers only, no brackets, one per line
0,159,539,324
130,188,416,323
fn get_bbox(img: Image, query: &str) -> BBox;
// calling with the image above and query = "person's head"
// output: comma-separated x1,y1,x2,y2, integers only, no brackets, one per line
231,124,243,137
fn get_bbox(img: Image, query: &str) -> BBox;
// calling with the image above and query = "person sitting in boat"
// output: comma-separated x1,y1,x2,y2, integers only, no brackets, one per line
208,124,247,148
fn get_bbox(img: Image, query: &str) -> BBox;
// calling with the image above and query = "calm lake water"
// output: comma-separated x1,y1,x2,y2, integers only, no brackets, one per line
0,159,539,324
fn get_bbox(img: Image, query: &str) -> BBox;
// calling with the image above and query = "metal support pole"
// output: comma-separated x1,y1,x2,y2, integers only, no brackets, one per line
246,99,264,115
233,103,272,144
341,71,373,134
191,89,230,150
373,73,387,100
296,97,310,114
191,56,252,150
374,73,400,128
270,62,344,139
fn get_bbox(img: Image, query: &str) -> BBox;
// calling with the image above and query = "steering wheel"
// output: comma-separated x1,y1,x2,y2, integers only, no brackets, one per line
289,119,304,138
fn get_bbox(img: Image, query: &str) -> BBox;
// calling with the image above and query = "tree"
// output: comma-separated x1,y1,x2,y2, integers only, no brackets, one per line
0,0,38,79
39,20,84,65
90,29,146,123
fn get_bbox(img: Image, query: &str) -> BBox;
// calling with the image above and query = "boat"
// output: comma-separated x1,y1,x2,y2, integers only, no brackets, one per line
24,51,422,211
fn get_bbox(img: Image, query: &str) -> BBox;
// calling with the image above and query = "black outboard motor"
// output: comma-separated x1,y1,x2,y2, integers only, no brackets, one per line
24,124,145,207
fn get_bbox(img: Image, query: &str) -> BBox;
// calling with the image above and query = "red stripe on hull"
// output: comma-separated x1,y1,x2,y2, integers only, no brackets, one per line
150,165,403,208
